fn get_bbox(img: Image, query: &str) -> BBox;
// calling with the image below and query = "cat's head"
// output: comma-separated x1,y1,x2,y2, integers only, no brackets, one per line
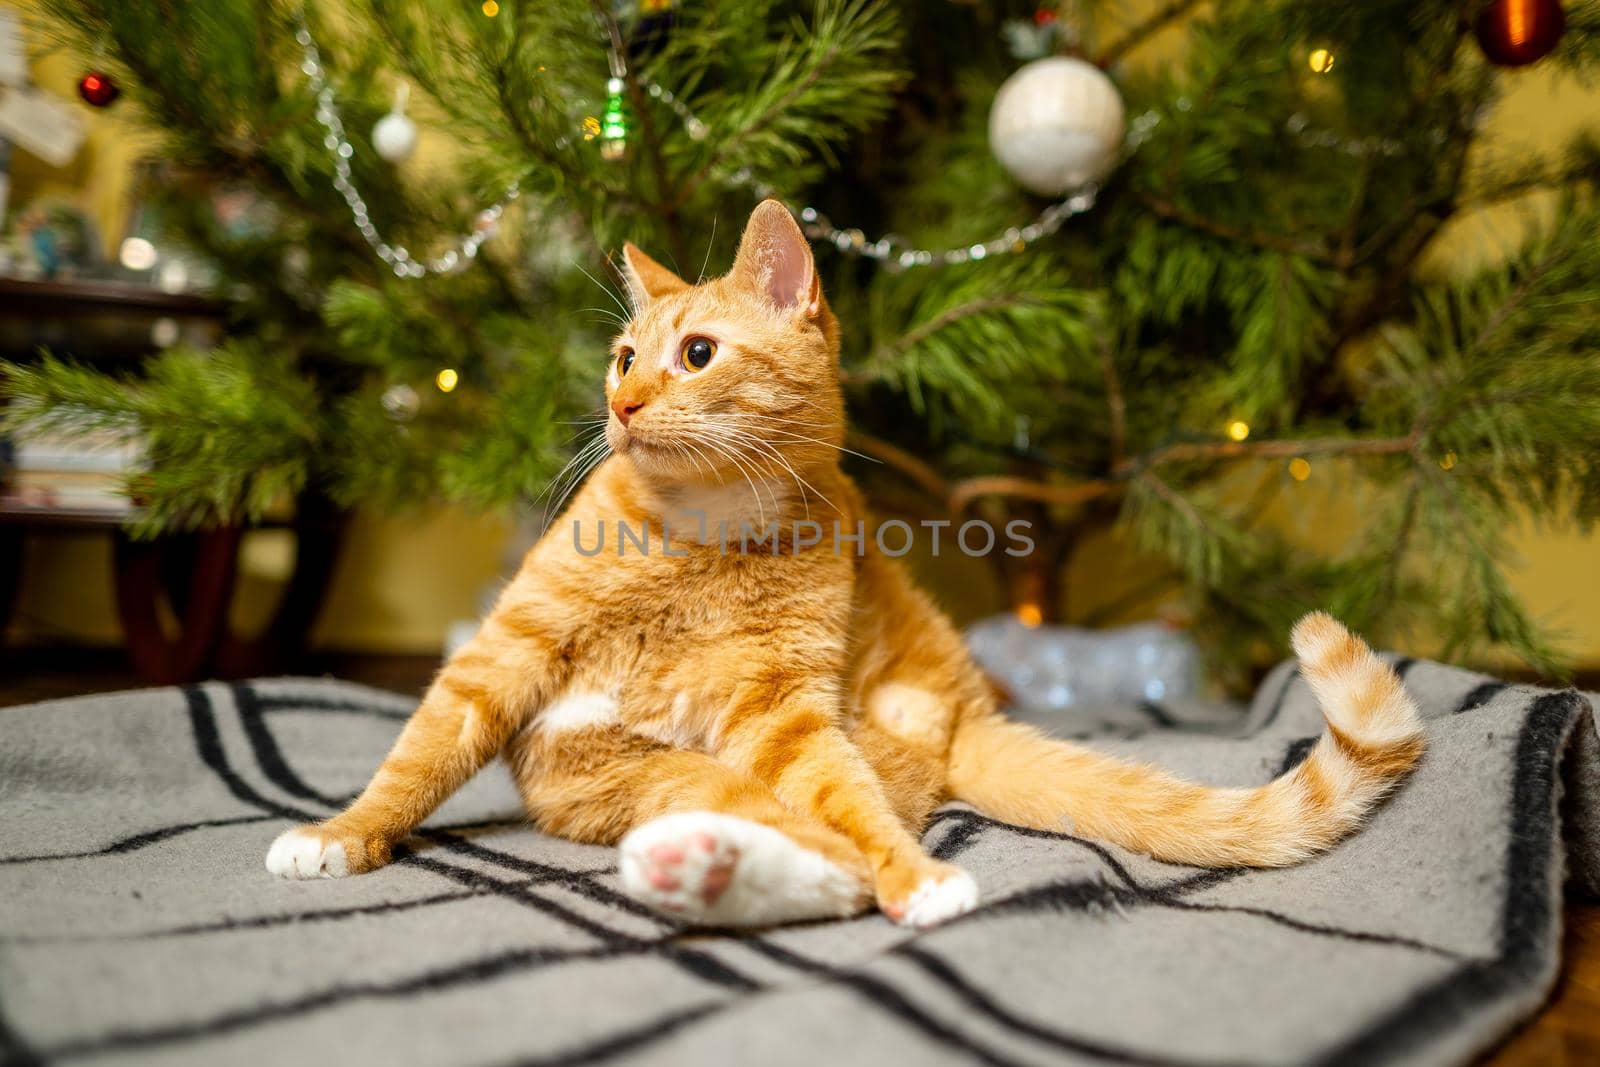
605,200,844,486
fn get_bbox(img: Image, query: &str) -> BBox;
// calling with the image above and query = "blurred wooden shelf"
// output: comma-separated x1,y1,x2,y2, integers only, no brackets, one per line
0,499,138,528
0,275,229,364
0,276,227,315
0,497,345,686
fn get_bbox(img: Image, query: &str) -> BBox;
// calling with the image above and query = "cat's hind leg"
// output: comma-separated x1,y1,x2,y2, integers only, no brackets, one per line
507,724,872,927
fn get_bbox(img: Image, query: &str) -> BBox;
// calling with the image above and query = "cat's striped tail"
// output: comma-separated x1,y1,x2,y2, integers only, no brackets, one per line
946,612,1425,868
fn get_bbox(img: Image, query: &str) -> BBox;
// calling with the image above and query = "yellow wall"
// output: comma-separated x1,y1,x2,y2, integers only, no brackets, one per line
6,6,1599,666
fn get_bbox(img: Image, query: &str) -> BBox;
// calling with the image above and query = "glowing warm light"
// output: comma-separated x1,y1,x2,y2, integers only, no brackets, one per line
582,116,600,140
119,237,157,271
1016,603,1044,628
1289,457,1312,482
1508,0,1529,46
1226,420,1250,442
1439,451,1458,471
435,368,459,393
481,1,500,16
1308,48,1335,74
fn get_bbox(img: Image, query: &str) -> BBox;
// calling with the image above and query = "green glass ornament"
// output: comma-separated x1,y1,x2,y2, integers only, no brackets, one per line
601,77,629,161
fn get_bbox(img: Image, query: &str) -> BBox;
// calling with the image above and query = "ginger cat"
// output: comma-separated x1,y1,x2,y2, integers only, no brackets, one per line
267,201,1424,928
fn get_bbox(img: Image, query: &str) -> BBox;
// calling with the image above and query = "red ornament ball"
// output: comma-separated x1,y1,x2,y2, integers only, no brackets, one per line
1475,0,1566,67
77,72,121,107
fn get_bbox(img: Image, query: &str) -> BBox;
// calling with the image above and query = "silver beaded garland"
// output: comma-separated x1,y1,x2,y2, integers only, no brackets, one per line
293,9,1422,281
295,14,522,278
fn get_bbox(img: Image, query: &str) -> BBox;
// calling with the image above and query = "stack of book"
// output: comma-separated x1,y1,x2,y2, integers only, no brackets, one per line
1,430,140,513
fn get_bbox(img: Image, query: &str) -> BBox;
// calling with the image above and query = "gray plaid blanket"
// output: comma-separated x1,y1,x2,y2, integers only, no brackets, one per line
2,657,1597,1066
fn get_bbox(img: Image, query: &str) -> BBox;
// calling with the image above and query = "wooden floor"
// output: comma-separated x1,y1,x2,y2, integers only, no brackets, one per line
1486,903,1600,1065
4,649,1599,1063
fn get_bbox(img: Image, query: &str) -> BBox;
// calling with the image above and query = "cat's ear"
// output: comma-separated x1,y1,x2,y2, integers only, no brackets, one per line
730,200,822,318
620,242,688,311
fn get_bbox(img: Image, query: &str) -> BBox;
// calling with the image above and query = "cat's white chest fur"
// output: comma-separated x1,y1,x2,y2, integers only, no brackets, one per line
655,479,798,543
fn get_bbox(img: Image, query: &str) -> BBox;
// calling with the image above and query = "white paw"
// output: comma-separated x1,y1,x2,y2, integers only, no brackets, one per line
265,828,349,879
619,811,865,927
898,869,979,928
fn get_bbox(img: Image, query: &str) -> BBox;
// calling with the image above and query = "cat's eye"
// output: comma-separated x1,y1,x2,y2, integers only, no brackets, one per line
616,348,635,377
682,337,716,371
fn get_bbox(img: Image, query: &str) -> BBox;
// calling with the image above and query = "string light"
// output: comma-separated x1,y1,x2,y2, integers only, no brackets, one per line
640,73,1125,270
1307,48,1335,74
119,237,157,271
291,12,1429,282
600,78,628,161
1226,420,1251,442
435,368,459,392
1288,457,1312,482
1439,451,1458,471
1285,111,1450,159
294,12,523,277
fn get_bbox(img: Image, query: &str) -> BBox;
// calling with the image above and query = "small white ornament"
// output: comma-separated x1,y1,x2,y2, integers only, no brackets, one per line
988,57,1125,196
381,383,420,420
372,83,418,164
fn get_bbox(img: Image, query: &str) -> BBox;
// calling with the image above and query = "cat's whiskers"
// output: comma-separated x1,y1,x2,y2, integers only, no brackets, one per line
696,423,837,521
704,411,836,431
574,307,628,330
536,430,612,537
689,431,778,528
704,428,810,521
573,260,634,324
702,413,880,466
546,436,610,512
696,215,718,286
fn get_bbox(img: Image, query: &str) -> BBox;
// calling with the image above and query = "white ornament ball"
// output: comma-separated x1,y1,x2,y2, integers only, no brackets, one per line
372,111,418,164
988,57,1125,196
381,383,420,420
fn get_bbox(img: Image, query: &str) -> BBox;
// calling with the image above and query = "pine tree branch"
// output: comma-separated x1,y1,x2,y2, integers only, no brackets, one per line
1134,192,1336,262
1138,468,1210,533
948,475,1114,515
1379,474,1423,609
1093,0,1205,68
1098,341,1127,468
671,45,843,208
1462,238,1565,359
946,432,1423,514
846,431,949,499
844,293,1035,384
1335,154,1376,270
1334,12,1476,274
1121,432,1421,472
589,0,687,265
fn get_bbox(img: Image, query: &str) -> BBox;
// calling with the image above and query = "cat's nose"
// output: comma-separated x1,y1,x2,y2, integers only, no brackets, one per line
612,398,646,426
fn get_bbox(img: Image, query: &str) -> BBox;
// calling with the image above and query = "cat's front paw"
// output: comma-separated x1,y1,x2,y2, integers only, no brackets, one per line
265,824,388,879
878,862,979,928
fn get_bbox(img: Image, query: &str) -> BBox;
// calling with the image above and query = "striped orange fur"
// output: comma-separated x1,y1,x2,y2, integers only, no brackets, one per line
266,202,1425,927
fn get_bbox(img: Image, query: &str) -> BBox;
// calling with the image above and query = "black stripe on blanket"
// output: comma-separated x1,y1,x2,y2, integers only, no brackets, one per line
212,682,1552,1062
1308,688,1583,1065
217,686,760,987
3,674,1588,1067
